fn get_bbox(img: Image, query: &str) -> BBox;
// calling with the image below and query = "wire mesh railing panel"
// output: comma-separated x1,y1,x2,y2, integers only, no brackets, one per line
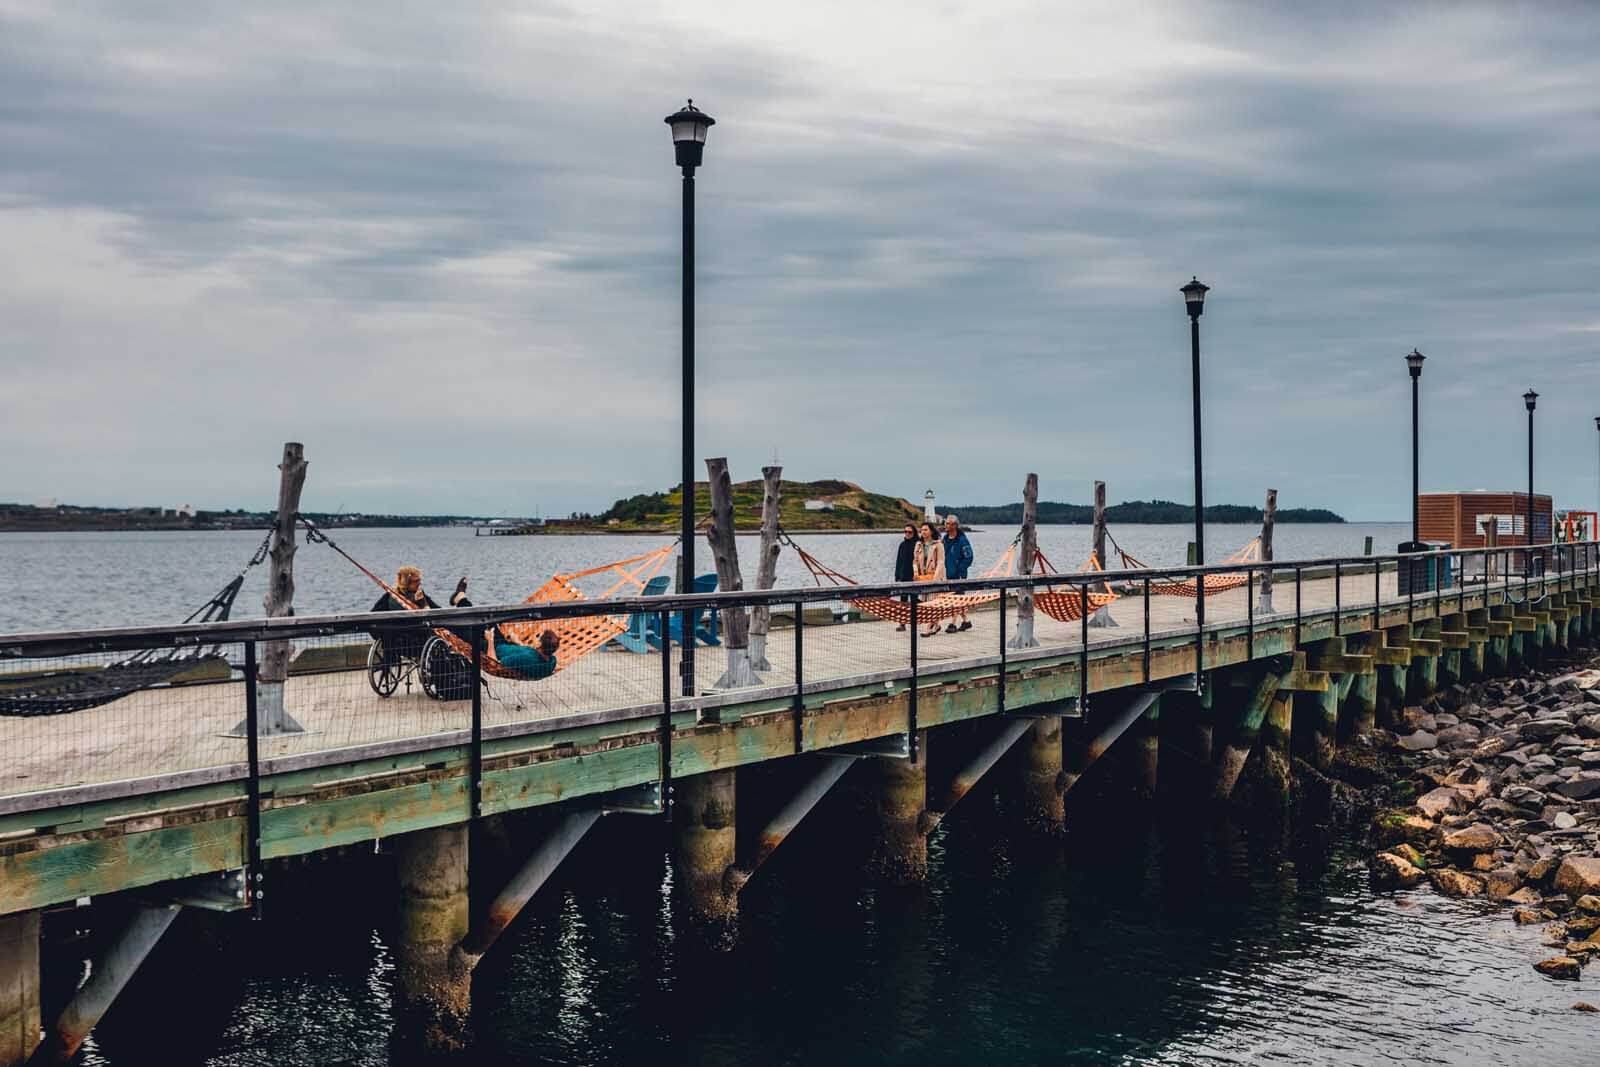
0,641,247,800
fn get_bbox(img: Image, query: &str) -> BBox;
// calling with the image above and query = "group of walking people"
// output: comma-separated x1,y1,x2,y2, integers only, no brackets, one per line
893,514,975,638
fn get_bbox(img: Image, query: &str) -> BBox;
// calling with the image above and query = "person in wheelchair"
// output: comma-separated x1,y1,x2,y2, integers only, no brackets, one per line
493,627,561,681
370,567,471,664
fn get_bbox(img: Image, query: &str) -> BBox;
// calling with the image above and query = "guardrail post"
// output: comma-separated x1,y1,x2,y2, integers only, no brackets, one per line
791,601,804,754
908,594,920,759
243,641,262,919
470,628,483,821
660,610,674,809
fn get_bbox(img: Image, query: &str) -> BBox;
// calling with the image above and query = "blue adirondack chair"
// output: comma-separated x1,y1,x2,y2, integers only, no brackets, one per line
608,574,672,653
647,573,721,649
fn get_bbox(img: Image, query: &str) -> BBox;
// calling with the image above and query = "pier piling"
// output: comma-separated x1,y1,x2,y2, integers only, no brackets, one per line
1214,668,1284,801
1260,691,1295,802
0,913,38,1067
393,825,471,1055
673,770,739,946
1011,718,1066,834
867,732,930,885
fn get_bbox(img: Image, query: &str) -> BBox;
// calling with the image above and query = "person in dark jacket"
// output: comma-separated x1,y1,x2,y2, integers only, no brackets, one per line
893,523,918,631
370,567,470,662
942,515,975,633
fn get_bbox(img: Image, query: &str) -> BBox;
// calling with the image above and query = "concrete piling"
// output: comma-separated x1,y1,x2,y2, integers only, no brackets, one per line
1134,700,1160,798
1011,718,1066,835
0,912,39,1067
393,824,471,1055
867,732,930,885
1260,691,1294,802
672,769,739,947
1350,672,1378,739
1214,670,1283,801
1302,687,1337,771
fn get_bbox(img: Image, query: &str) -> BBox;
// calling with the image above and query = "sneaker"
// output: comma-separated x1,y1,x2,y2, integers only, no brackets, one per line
959,620,972,631
945,623,958,634
895,623,907,632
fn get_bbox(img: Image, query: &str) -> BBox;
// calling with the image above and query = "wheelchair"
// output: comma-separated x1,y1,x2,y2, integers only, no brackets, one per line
366,630,472,700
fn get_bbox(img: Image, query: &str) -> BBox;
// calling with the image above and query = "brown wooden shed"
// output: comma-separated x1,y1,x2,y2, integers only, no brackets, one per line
1417,491,1553,548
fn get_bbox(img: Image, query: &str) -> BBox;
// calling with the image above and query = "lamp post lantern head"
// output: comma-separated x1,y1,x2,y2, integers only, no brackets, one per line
1594,415,1600,432
1406,348,1425,378
1180,276,1210,318
665,99,715,172
1524,388,1539,413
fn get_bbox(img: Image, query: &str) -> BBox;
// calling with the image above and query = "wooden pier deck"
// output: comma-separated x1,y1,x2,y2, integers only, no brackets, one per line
3,563,1589,918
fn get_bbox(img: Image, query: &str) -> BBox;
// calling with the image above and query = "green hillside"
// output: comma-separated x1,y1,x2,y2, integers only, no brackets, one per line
598,479,922,531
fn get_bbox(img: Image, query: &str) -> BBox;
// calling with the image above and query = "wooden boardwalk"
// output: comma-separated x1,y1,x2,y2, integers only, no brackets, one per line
0,567,1532,804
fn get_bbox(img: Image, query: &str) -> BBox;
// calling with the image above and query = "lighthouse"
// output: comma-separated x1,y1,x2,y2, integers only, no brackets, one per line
924,489,937,523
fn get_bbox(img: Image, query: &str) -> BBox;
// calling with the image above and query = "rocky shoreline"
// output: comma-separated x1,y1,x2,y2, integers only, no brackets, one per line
1363,653,1600,990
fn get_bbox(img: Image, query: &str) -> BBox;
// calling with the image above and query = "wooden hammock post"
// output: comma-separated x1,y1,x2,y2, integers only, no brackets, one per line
1089,480,1117,628
748,465,782,671
1256,488,1277,614
705,458,760,692
1009,473,1040,649
230,443,307,737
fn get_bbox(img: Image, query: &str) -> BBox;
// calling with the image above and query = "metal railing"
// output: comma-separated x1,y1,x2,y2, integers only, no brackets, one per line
1,539,1594,839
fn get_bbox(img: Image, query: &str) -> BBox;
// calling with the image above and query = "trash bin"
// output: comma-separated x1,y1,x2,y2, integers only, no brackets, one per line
1397,540,1430,595
1424,541,1453,590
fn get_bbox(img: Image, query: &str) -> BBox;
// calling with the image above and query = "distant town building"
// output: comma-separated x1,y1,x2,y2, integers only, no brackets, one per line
804,499,834,511
174,503,197,518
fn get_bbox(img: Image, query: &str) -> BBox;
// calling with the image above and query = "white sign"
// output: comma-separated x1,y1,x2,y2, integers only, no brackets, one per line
1475,514,1523,535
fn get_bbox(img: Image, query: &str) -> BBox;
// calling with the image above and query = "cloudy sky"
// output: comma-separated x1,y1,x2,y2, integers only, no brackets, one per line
3,2,1599,521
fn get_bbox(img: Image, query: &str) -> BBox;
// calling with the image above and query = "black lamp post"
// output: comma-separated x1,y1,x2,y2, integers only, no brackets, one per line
1524,388,1538,577
1594,416,1600,525
1181,276,1209,657
666,99,714,696
1406,349,1425,544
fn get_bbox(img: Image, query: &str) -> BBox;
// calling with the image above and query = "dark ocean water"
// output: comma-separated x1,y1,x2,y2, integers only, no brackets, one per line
74,793,1599,1067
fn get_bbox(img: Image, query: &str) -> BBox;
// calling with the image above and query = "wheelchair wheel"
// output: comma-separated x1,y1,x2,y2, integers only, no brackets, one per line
367,639,403,697
420,635,474,701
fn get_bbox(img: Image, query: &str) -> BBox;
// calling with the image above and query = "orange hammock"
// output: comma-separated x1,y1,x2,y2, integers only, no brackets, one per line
1030,550,1121,622
432,545,676,674
791,540,1019,626
309,521,673,677
1112,534,1262,598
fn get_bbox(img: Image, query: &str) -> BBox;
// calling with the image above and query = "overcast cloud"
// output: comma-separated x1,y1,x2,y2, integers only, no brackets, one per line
3,1,1599,520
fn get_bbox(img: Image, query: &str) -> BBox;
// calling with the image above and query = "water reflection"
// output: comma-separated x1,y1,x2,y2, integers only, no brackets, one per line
81,796,1598,1066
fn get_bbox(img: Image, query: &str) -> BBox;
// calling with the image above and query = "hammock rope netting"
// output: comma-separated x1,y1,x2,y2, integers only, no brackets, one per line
785,532,1119,625
1107,529,1262,597
0,529,273,717
306,521,674,679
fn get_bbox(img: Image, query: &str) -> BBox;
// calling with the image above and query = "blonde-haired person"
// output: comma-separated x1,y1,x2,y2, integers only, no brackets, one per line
912,522,944,638
369,566,471,667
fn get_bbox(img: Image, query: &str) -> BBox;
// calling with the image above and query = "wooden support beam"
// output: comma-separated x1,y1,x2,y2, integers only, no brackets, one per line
1214,666,1287,801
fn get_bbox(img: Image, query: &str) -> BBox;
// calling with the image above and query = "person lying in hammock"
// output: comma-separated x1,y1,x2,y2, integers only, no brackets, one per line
493,627,561,680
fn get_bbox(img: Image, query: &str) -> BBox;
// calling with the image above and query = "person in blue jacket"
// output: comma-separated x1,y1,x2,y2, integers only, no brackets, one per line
942,514,975,633
493,627,561,680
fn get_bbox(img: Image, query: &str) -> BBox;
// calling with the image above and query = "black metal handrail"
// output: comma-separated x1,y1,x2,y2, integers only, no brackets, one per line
1,539,1591,657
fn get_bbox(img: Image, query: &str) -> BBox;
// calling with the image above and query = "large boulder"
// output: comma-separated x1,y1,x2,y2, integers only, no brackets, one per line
1442,824,1503,855
1416,787,1466,819
1431,869,1486,898
1370,851,1425,890
1554,856,1600,900
1557,771,1600,800
1376,811,1436,846
1483,866,1522,901
1398,730,1439,752
1437,723,1482,749
1523,718,1574,741
1535,956,1582,980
